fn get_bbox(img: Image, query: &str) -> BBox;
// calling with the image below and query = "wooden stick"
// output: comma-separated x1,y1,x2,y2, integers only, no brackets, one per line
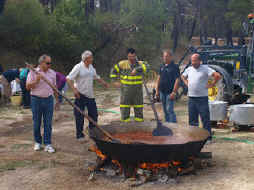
25,62,115,141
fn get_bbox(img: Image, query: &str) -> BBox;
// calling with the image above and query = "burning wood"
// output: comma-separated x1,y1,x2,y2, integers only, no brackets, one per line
87,146,213,185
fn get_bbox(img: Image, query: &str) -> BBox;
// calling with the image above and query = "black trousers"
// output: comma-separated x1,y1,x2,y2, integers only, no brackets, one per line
74,93,98,139
20,79,31,107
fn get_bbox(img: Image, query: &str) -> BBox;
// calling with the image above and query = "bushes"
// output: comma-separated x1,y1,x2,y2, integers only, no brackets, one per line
0,0,47,54
0,0,172,73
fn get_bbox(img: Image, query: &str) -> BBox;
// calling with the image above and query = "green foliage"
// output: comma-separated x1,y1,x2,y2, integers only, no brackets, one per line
226,0,253,32
0,0,47,54
1,0,254,73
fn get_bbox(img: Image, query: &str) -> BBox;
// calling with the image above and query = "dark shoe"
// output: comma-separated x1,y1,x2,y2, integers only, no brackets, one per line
76,133,85,139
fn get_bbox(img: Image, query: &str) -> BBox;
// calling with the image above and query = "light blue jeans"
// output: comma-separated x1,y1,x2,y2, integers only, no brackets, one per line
160,92,177,123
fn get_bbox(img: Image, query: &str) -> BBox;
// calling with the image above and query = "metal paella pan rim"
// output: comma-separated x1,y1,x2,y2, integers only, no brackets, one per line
90,121,209,163
91,121,210,145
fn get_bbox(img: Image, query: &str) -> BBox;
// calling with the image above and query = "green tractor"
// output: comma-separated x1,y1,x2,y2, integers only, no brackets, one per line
178,14,254,105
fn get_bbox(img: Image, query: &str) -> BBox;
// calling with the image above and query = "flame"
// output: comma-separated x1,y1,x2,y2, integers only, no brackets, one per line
139,161,182,172
90,146,183,172
89,146,107,161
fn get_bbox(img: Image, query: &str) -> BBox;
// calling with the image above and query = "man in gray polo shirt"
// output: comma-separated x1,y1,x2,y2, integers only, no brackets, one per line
181,53,221,142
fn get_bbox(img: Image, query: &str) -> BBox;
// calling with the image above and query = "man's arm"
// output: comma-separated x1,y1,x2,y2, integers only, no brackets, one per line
155,75,160,97
66,78,80,99
110,64,121,88
172,78,180,94
96,78,109,88
169,78,180,100
26,73,41,90
181,75,188,87
207,72,221,88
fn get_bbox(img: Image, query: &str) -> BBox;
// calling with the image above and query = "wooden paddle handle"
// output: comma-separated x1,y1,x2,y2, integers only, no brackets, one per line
25,62,115,141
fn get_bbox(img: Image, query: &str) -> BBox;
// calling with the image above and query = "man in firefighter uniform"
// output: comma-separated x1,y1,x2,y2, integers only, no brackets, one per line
110,48,148,122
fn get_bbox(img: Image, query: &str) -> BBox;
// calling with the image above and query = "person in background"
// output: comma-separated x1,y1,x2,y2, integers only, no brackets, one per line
20,64,36,108
66,50,109,141
26,54,59,153
0,68,21,103
181,53,221,143
155,49,180,123
56,72,66,103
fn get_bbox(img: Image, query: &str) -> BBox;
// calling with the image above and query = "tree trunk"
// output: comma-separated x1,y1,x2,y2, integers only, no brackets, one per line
172,14,179,53
100,0,112,12
226,23,233,46
188,10,198,41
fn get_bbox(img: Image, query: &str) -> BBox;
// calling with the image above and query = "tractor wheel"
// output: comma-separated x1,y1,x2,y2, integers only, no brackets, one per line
208,65,233,102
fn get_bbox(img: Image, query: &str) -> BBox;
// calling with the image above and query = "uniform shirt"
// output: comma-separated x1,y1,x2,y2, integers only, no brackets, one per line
26,67,56,98
158,62,180,94
2,69,20,83
66,62,100,98
182,65,215,97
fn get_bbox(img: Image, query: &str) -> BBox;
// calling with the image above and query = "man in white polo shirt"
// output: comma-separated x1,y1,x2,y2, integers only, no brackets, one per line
181,53,221,142
66,50,109,140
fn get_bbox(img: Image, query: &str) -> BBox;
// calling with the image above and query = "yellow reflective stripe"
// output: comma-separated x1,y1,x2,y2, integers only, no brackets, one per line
133,105,144,108
114,64,120,73
110,74,117,78
236,61,240,70
142,63,147,73
134,117,144,122
120,80,143,85
121,118,131,122
120,104,131,108
120,75,143,80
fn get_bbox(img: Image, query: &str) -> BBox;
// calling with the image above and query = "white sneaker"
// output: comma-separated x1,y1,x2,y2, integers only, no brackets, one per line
34,143,41,151
44,145,55,153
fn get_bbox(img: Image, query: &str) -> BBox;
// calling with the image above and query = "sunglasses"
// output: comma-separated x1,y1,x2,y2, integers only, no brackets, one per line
46,62,52,65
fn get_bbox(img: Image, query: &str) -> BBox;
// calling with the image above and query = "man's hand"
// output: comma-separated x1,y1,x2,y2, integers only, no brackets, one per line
35,74,41,84
15,78,20,83
206,82,215,89
112,82,121,88
155,90,159,98
130,69,137,76
103,82,110,88
169,92,176,100
105,83,110,88
74,88,80,99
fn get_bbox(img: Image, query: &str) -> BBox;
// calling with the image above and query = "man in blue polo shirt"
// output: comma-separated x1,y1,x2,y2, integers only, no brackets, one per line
155,49,180,123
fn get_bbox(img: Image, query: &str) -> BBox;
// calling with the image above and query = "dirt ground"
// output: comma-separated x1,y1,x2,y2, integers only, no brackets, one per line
1,88,254,190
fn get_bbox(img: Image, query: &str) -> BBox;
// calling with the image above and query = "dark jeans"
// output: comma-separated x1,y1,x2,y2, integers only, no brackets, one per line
160,92,177,123
57,82,66,103
31,95,54,145
74,93,98,139
188,96,212,139
20,79,31,107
